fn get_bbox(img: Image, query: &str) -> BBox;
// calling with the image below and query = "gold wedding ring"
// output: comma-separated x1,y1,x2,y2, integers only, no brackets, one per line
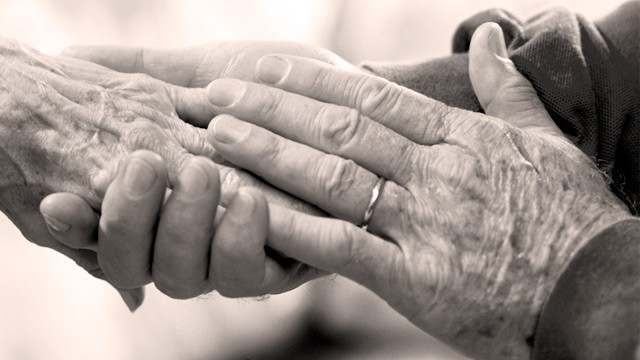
361,177,386,231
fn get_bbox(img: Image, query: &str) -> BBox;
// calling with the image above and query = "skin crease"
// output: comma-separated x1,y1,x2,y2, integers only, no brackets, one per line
41,25,634,359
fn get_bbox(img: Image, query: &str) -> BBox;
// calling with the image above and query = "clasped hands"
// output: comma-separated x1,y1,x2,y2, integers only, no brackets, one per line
37,24,629,358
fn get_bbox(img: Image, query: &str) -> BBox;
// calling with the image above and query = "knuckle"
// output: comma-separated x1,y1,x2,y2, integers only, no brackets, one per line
417,102,455,143
217,167,241,194
262,136,287,168
315,156,360,199
319,107,363,151
358,77,401,118
433,104,456,137
426,145,483,192
308,65,333,92
391,142,421,183
257,89,285,120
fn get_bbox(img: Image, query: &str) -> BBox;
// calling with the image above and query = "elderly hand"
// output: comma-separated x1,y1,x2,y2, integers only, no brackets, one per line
0,36,216,303
0,37,317,309
198,23,630,358
39,40,342,307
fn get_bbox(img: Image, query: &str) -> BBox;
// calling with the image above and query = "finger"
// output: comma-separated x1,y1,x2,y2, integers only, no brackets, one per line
167,84,217,127
253,54,462,145
468,22,563,138
61,45,207,87
152,157,220,299
208,115,382,225
210,188,284,297
267,204,403,298
206,78,419,184
39,193,147,312
98,150,168,289
40,193,99,251
211,188,322,297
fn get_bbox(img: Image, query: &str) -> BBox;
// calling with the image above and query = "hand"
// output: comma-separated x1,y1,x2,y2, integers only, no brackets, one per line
0,37,308,309
41,150,323,302
40,40,348,307
61,41,350,91
0,36,213,291
199,23,630,358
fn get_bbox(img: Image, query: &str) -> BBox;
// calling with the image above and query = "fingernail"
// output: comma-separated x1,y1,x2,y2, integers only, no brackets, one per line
487,23,509,59
43,215,71,233
119,289,143,313
257,56,289,84
208,78,245,107
229,189,255,217
212,115,251,144
123,158,157,198
179,160,210,199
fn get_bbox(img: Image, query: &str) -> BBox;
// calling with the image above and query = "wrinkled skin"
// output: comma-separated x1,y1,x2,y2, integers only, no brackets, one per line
39,29,633,358
197,25,632,358
0,37,310,279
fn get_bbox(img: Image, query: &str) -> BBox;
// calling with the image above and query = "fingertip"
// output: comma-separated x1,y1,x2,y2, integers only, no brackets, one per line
169,85,216,127
174,155,221,202
118,151,168,194
471,22,509,59
255,54,290,85
127,149,166,170
186,156,221,183
40,193,97,230
40,193,99,249
469,22,523,114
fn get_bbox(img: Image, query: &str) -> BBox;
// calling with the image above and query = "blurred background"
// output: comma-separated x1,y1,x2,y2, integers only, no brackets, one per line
0,0,627,359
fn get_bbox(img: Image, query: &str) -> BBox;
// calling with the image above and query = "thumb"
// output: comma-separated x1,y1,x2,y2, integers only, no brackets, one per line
469,22,563,138
40,193,145,312
61,45,206,87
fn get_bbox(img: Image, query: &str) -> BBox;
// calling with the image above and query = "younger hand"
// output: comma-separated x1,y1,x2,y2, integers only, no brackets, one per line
41,150,323,306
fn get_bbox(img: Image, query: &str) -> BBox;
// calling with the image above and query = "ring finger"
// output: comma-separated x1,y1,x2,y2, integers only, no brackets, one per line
208,115,406,227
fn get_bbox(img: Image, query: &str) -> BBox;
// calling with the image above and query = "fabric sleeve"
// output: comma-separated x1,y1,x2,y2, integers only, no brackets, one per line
533,218,640,359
